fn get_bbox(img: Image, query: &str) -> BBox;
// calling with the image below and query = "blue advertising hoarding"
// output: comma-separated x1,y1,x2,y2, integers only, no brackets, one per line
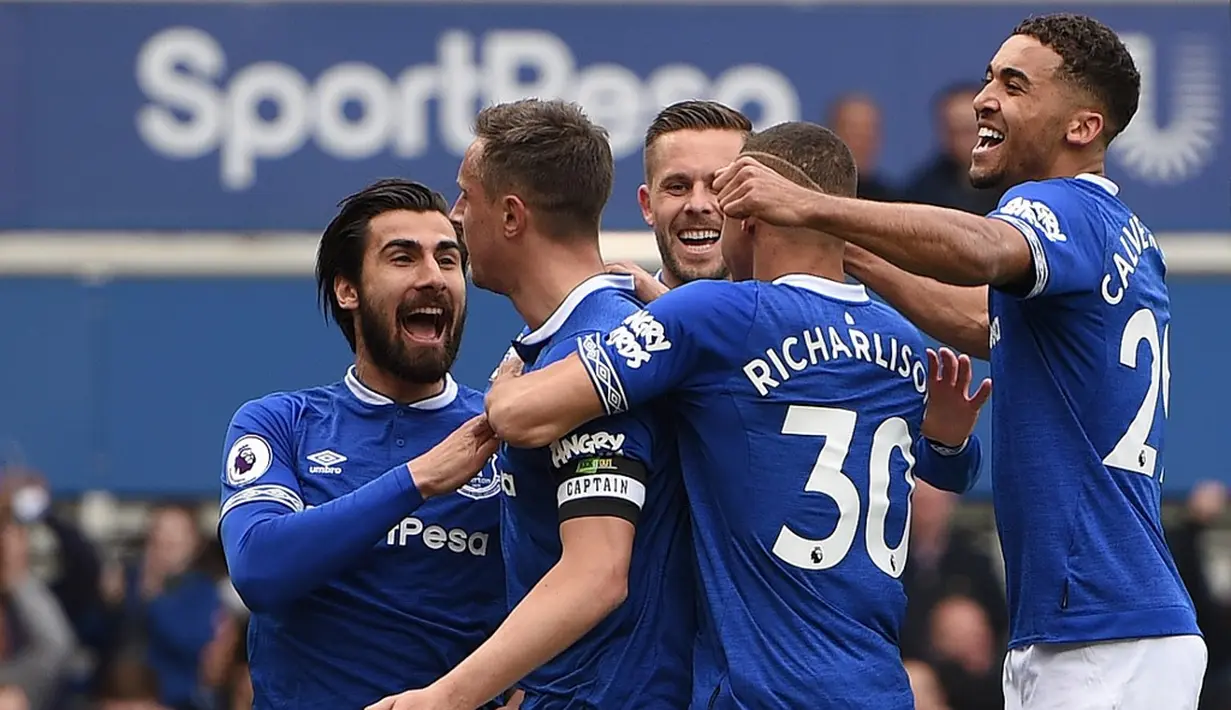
0,1,1227,232
0,275,1228,498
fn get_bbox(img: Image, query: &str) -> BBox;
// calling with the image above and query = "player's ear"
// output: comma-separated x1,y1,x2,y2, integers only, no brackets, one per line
1065,109,1105,148
502,195,528,239
334,274,359,312
637,184,654,227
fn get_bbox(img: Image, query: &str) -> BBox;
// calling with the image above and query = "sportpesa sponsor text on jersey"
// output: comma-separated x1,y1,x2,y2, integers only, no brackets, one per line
218,371,505,709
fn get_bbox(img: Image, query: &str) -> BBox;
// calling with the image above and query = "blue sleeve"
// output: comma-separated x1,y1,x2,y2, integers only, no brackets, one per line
988,181,1101,299
577,281,757,415
911,435,984,494
543,338,662,525
218,397,427,612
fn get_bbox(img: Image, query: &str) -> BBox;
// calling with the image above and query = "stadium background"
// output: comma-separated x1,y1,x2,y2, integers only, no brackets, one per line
0,0,1228,709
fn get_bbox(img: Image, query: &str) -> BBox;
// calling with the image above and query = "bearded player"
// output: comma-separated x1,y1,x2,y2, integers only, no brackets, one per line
219,180,515,709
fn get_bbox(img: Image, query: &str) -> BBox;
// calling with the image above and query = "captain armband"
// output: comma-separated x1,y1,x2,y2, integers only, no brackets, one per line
554,455,648,525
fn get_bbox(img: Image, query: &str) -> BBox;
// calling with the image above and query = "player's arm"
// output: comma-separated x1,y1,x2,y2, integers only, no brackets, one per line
716,156,1036,289
219,400,496,612
912,347,992,493
845,245,992,359
398,418,654,710
485,354,602,449
488,282,744,448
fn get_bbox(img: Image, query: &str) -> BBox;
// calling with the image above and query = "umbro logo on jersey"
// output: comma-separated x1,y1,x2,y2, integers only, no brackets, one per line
306,450,347,474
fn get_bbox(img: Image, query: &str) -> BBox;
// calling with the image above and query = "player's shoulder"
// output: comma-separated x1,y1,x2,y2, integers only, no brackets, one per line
994,179,1084,238
861,297,926,343
230,387,312,426
998,175,1122,228
658,278,759,315
556,283,644,339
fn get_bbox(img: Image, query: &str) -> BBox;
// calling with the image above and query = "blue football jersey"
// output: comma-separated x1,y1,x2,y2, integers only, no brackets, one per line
496,274,694,709
576,274,932,709
986,173,1198,647
219,371,505,709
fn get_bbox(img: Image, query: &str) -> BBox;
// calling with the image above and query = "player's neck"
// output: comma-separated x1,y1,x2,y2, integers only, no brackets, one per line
351,357,445,405
509,242,606,331
753,236,845,284
660,268,686,290
1047,150,1105,181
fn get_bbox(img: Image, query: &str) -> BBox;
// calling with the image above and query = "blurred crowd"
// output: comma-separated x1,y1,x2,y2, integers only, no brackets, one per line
2,470,1227,710
828,84,1007,212
0,84,1225,710
0,470,250,710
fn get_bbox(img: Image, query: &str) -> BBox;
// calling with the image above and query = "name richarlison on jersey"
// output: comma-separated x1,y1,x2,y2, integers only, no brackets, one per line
742,313,927,397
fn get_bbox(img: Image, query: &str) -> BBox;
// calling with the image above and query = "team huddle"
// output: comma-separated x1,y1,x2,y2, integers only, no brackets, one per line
217,13,1207,710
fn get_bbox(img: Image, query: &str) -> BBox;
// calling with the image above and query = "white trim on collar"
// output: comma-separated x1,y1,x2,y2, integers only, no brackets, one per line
1075,173,1120,196
773,273,870,303
344,366,458,410
520,273,636,346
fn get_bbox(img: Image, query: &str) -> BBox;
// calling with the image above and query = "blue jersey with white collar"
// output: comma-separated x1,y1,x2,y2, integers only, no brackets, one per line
575,274,980,709
987,174,1197,648
496,274,694,709
218,371,505,710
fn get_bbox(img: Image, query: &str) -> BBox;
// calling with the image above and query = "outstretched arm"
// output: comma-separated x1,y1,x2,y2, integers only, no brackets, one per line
486,353,605,449
715,156,1034,291
845,245,991,359
370,386,662,710
367,515,635,710
490,285,727,447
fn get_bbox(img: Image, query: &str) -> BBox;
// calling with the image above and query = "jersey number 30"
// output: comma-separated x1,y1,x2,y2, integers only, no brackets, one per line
1104,307,1171,479
772,405,915,578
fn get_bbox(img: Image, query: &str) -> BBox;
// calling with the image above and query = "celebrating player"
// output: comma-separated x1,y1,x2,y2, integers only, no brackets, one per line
218,180,513,710
616,99,752,295
368,100,692,710
621,100,987,496
484,122,988,708
712,14,1205,710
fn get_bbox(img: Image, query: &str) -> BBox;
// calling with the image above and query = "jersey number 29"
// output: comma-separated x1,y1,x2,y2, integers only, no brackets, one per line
772,405,916,578
1103,307,1171,479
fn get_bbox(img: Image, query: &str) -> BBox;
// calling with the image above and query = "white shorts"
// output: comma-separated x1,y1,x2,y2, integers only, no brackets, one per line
1002,634,1207,710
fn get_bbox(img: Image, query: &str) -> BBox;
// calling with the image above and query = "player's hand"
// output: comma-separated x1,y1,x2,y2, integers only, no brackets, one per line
365,688,460,710
713,156,823,227
407,414,499,499
491,348,524,387
606,261,669,303
921,347,992,447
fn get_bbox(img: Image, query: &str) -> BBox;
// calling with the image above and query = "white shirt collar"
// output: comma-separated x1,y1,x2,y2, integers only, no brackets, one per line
773,273,870,303
344,366,458,410
520,273,636,346
1075,172,1120,196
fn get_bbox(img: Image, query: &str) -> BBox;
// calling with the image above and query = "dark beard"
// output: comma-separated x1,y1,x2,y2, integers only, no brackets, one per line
656,226,729,285
358,299,466,385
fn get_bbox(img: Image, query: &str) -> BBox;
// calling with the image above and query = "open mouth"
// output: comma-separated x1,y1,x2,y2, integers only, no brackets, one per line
974,126,1005,154
677,228,720,253
400,306,449,343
